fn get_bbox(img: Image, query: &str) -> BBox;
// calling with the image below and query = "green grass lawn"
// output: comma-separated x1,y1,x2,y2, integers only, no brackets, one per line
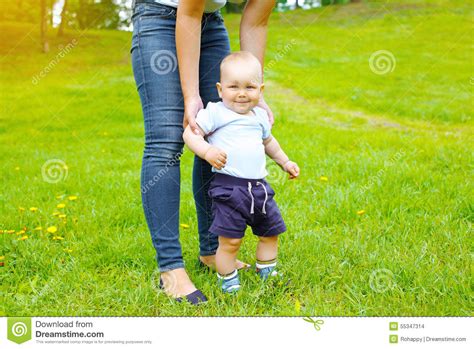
0,0,472,316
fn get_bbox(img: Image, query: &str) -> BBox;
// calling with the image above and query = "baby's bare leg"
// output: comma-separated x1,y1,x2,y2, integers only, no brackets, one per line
256,235,278,261
216,236,242,276
256,235,279,279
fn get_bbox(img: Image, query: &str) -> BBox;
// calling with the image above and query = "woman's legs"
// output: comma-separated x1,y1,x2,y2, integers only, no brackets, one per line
131,4,196,296
193,13,230,257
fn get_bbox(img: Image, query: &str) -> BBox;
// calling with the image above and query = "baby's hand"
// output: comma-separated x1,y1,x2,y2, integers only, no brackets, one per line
283,161,300,179
204,146,227,170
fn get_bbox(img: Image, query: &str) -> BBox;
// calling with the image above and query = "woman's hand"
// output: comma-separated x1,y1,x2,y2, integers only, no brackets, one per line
257,96,274,126
183,96,204,135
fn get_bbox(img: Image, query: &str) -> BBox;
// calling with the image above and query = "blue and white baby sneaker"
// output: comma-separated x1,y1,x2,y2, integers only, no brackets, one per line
217,269,241,294
256,259,280,280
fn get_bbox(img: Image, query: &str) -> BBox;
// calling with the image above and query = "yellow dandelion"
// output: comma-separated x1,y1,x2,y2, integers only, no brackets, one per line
52,236,64,240
16,231,26,235
29,207,38,212
52,212,60,216
357,210,366,215
295,299,301,314
7,230,15,234
58,214,67,219
18,207,25,212
63,248,73,253
0,256,4,260
57,203,66,209
15,166,20,171
180,223,190,229
68,195,78,201
18,235,29,241
0,230,3,234
34,226,43,231
319,176,328,182
47,226,58,233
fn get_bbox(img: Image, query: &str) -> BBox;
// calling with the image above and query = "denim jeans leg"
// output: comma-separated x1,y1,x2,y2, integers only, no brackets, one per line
193,14,231,256
131,4,185,272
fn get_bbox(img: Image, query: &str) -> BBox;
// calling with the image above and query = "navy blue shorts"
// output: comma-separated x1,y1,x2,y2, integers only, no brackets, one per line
208,173,287,239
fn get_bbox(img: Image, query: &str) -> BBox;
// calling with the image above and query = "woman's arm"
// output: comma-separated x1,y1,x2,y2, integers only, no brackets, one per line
240,0,276,125
240,0,275,65
176,0,206,134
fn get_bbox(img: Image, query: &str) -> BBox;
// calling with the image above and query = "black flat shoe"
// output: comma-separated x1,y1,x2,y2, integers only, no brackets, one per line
159,278,208,305
175,289,208,304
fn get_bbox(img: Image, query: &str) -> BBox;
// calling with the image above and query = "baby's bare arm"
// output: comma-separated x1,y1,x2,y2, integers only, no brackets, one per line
263,135,289,167
183,126,227,170
264,135,300,179
183,125,210,158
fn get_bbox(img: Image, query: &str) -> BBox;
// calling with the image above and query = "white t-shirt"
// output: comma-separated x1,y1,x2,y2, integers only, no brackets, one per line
196,102,272,179
153,0,245,13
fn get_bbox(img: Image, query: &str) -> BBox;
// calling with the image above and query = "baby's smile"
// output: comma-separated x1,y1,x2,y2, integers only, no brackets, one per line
216,53,264,115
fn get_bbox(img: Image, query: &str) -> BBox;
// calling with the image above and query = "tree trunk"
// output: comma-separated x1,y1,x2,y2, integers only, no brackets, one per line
40,0,50,52
78,0,87,30
17,0,23,21
50,0,55,25
57,0,68,37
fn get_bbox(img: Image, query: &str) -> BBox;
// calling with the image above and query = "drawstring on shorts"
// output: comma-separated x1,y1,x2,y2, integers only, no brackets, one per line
247,181,268,215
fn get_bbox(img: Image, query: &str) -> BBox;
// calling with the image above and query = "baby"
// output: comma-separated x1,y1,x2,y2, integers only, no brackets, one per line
183,51,300,293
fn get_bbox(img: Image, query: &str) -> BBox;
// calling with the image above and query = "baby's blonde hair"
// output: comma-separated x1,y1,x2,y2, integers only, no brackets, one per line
219,51,262,83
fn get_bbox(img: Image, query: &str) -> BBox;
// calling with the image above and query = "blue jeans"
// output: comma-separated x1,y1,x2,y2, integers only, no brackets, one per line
130,2,230,272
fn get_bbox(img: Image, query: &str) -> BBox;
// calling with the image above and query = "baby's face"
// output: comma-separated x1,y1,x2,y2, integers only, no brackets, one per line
217,61,264,115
